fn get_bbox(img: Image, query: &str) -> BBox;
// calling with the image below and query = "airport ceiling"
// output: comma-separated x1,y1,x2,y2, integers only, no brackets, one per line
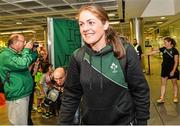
0,0,179,37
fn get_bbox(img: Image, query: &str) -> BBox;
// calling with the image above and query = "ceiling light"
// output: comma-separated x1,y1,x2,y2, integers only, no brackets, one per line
109,21,119,25
0,30,36,35
160,17,166,19
149,27,154,30
108,13,116,17
22,30,36,33
16,22,22,25
156,21,163,24
0,32,11,35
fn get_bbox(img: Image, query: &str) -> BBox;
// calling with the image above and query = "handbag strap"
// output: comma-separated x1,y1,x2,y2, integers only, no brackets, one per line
164,49,173,58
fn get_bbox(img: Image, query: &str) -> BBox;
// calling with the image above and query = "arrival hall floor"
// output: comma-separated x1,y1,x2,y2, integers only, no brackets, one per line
1,56,180,125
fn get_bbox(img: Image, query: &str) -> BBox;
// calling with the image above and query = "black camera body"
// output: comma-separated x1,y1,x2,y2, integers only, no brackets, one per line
33,42,39,48
43,87,61,107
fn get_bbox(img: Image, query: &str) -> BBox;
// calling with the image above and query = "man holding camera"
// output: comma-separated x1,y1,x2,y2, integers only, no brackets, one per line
0,34,37,125
43,67,66,118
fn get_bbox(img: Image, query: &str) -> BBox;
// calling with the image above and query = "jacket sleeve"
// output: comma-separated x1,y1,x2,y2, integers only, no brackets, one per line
126,44,150,123
59,54,83,124
31,50,38,62
5,48,37,71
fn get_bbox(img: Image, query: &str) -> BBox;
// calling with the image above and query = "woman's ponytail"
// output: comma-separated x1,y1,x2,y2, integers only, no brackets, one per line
106,27,126,59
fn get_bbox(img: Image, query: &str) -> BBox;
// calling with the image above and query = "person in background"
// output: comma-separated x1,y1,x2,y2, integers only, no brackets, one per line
52,67,66,115
59,5,149,125
28,44,39,125
40,64,54,119
0,34,37,125
42,67,66,118
146,37,179,103
132,38,146,72
132,38,143,60
34,64,44,113
40,64,53,100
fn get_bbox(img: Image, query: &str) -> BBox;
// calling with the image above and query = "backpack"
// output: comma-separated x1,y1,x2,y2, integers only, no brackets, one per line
74,39,130,81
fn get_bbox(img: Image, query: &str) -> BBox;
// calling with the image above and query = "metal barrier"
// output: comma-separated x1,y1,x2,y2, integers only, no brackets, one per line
147,55,151,75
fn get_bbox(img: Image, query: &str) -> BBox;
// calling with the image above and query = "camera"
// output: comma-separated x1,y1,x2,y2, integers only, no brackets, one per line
33,42,39,48
43,88,61,107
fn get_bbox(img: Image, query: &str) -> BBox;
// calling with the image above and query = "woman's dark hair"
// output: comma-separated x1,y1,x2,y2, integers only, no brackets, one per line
106,27,126,58
42,63,52,73
76,5,126,59
164,37,176,47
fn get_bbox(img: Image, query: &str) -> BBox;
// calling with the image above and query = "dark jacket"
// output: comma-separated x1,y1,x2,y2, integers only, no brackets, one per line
0,47,37,101
59,44,150,125
134,43,143,60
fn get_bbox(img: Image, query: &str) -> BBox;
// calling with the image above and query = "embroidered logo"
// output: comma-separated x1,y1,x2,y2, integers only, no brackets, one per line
110,63,118,73
164,49,173,58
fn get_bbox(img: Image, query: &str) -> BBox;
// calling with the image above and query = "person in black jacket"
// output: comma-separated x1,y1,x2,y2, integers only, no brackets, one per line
59,5,150,125
133,38,143,60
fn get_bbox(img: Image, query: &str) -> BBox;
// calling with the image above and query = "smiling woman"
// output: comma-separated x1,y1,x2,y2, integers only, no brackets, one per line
78,10,108,52
59,5,150,125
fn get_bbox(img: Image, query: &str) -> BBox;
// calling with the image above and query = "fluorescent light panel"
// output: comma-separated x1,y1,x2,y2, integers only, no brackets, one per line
108,13,116,17
0,30,36,35
156,21,163,24
109,21,120,25
160,17,166,19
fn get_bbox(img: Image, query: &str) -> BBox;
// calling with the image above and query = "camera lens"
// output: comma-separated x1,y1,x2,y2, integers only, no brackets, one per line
33,42,39,48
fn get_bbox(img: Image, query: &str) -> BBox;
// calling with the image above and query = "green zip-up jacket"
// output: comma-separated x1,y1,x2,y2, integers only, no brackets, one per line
0,47,37,101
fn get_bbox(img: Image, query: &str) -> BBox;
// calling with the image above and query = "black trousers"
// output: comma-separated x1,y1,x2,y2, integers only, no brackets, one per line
28,82,35,125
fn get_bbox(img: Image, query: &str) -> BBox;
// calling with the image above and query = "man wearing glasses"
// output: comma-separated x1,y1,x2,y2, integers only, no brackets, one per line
0,34,37,125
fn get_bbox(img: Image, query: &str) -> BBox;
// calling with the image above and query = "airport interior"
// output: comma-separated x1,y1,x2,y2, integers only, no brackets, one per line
0,0,180,125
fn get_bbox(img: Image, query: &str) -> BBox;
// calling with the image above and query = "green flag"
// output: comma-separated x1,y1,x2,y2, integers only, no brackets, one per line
53,18,81,68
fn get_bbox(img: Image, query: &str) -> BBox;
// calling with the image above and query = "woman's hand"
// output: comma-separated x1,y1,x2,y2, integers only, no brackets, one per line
170,71,175,76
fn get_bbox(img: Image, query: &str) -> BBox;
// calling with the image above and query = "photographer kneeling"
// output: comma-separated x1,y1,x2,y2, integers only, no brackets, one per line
42,67,66,118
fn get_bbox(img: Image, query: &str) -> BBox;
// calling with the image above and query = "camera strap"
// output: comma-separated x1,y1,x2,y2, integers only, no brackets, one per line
164,49,173,58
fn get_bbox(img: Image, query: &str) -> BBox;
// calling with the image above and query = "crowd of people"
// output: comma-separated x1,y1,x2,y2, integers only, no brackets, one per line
0,4,179,125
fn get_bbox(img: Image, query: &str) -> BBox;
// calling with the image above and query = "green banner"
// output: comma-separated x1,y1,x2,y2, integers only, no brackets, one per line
53,18,81,68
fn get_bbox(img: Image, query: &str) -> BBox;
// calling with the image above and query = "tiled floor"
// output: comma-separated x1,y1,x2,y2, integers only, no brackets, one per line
1,56,180,125
0,104,9,125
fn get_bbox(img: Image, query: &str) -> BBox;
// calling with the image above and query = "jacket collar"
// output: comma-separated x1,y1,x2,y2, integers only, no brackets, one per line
84,44,113,56
7,47,21,54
